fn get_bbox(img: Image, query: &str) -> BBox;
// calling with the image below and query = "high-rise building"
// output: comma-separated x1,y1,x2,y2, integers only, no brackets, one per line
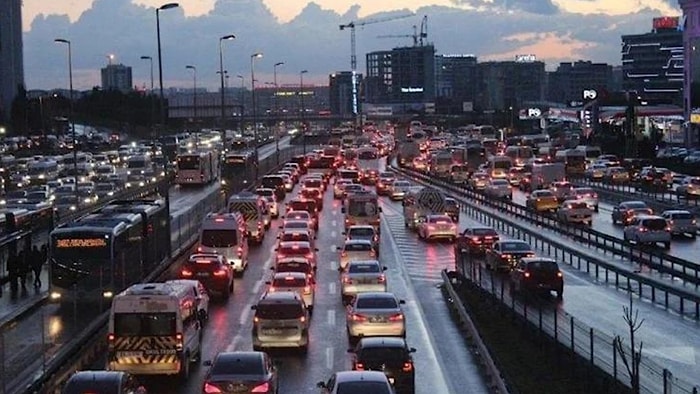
329,71,362,116
547,61,614,105
679,1,700,146
435,54,478,113
101,64,133,93
621,17,683,105
365,45,436,112
0,0,25,122
476,59,546,111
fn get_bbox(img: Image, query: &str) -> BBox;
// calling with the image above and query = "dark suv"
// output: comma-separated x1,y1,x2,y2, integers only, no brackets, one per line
181,253,234,300
509,257,564,299
62,371,146,394
349,337,416,394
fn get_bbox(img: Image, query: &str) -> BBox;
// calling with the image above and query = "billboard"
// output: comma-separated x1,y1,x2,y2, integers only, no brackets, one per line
653,16,679,30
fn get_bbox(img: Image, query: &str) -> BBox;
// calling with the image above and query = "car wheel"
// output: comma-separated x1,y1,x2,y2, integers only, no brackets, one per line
179,352,190,381
594,206,599,213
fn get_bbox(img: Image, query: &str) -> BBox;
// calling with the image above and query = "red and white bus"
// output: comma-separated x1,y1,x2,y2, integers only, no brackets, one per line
175,151,218,185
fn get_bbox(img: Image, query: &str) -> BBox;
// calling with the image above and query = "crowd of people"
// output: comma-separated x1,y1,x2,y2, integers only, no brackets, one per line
1,245,47,295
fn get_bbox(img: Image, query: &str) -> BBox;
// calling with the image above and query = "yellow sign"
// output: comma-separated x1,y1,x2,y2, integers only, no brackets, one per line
56,238,107,248
691,113,700,124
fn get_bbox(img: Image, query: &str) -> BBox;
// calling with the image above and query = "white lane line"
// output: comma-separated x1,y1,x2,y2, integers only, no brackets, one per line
252,279,263,295
226,333,244,352
326,346,334,370
330,260,338,271
327,309,336,326
331,230,337,238
239,304,253,325
332,220,337,226
328,282,336,295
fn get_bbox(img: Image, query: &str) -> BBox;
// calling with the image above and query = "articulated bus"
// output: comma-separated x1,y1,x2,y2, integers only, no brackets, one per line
175,151,218,185
221,151,255,196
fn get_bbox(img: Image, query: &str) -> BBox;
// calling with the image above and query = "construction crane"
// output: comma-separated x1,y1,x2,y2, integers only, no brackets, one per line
375,15,428,47
418,15,428,46
339,13,414,72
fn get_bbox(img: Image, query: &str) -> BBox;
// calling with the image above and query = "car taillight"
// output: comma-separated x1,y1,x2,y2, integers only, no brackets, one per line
427,225,436,230
352,313,368,322
251,382,270,393
303,285,312,294
355,362,365,370
204,383,222,393
378,275,386,283
254,316,260,323
343,276,352,284
665,226,671,232
402,362,414,372
369,251,376,257
175,332,183,351
557,271,563,278
305,253,314,259
501,254,511,259
213,269,227,277
639,227,648,232
389,313,404,321
299,316,307,323
197,246,202,252
181,269,193,277
523,271,531,278
237,246,243,257
341,251,347,257
107,333,115,349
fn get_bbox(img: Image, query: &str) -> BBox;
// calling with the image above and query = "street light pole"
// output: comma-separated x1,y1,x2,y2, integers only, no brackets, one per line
219,34,236,129
140,55,155,133
54,38,77,194
236,75,244,133
185,65,197,123
156,3,179,130
300,69,308,154
273,61,284,163
250,52,263,179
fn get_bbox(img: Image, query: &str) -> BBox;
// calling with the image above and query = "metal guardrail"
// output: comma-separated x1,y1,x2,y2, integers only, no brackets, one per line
440,270,510,394
392,165,700,394
14,144,311,394
390,165,700,319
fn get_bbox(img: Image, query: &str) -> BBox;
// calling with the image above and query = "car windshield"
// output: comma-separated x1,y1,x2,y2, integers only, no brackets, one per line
344,243,371,251
349,228,375,237
575,188,594,195
470,228,497,236
113,313,176,336
624,202,647,209
276,261,311,273
304,180,322,188
528,261,559,272
359,348,407,364
200,229,238,247
643,219,668,231
280,232,310,242
280,246,311,255
356,296,398,309
500,242,531,251
211,356,264,376
257,189,274,197
348,263,381,274
565,202,588,209
273,276,306,287
394,182,410,187
668,212,693,220
534,191,554,197
256,303,304,319
284,222,309,230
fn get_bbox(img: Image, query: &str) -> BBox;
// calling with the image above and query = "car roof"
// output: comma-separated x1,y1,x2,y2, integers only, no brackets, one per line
334,370,391,383
65,370,125,391
520,257,557,264
344,239,373,245
348,259,381,266
357,336,408,349
260,291,302,303
279,241,311,248
662,210,691,215
620,201,647,206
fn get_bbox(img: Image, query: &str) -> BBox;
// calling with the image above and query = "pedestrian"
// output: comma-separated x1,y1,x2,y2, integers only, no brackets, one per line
17,249,27,289
31,245,43,287
7,253,18,292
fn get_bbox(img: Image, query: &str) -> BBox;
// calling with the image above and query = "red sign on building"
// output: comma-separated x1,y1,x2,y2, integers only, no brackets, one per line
653,16,679,30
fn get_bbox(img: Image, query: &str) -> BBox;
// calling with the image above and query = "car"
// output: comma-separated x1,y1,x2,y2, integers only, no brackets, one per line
676,176,700,199
302,177,324,193
275,241,318,268
262,196,278,218
277,229,316,249
661,210,697,238
456,226,499,255
389,180,412,201
525,189,559,213
286,197,318,217
278,169,297,185
343,183,365,199
556,200,593,225
180,254,234,300
338,239,377,271
202,351,279,394
277,173,294,192
604,166,630,183
484,178,512,199
349,337,416,393
416,214,457,242
344,225,380,254
346,292,406,344
623,215,672,249
279,219,315,239
273,257,315,280
585,164,607,181
317,371,394,394
284,209,318,231
266,271,315,313
485,240,536,271
469,172,489,190
443,197,460,223
570,187,599,212
300,188,323,209
549,181,575,202
637,168,669,192
510,257,564,299
62,370,147,394
611,201,653,226
341,260,388,304
334,179,353,199
251,291,310,353
376,173,395,196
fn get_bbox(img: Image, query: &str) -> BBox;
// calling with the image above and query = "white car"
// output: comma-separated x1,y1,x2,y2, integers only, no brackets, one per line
549,181,575,202
556,200,593,225
263,196,278,218
337,239,376,270
266,271,315,313
623,215,671,249
676,176,700,198
346,292,406,343
389,180,411,201
484,179,512,199
417,214,457,242
585,164,607,180
661,210,697,239
340,260,388,304
570,187,599,212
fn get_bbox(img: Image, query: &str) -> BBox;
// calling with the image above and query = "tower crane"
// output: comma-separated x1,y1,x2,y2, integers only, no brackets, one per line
418,15,428,46
377,25,419,46
339,13,414,72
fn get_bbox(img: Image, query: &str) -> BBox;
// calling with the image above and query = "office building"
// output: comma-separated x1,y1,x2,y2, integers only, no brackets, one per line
547,61,614,105
0,0,24,122
329,71,362,116
679,1,700,146
621,17,683,105
101,64,133,93
365,45,436,112
435,54,479,112
476,58,546,111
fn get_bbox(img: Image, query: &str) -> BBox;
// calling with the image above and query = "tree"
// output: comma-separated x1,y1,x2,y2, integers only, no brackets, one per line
613,291,644,393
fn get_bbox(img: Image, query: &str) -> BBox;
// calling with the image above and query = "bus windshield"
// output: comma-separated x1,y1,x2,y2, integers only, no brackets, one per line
200,229,238,247
493,160,511,170
178,156,200,170
347,199,378,217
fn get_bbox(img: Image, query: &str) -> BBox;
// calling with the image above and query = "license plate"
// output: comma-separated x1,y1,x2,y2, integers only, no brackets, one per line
117,351,142,357
370,317,386,323
263,328,283,335
197,272,209,277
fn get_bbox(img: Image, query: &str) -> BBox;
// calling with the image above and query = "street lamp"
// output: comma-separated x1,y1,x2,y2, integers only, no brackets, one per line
273,61,284,163
54,38,78,190
185,65,197,125
140,55,155,132
236,74,244,133
219,34,236,127
250,52,263,179
300,69,308,154
156,2,179,129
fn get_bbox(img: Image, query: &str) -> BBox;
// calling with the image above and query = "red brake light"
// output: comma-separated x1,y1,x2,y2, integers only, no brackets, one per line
251,382,270,393
342,276,352,284
213,269,227,277
197,246,202,252
557,271,563,278
214,218,224,222
389,313,404,322
204,383,222,393
107,333,115,342
181,269,193,277
355,362,365,370
402,362,414,372
378,274,386,283
352,313,368,322
237,246,243,257
341,251,347,257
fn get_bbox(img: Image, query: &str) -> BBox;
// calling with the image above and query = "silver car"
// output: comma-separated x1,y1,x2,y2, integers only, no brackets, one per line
344,225,379,253
251,292,309,352
661,210,697,238
346,292,406,344
266,271,315,312
556,200,593,225
389,180,411,201
623,215,671,249
341,260,388,304
338,239,376,270
571,187,599,212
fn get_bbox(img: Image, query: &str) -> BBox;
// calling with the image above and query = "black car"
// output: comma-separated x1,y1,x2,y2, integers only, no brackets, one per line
181,254,234,299
261,175,286,201
202,351,278,394
62,371,146,394
349,337,416,394
444,197,460,223
510,257,564,299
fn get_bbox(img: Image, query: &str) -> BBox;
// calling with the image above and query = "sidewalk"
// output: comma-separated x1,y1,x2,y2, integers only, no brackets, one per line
0,266,49,327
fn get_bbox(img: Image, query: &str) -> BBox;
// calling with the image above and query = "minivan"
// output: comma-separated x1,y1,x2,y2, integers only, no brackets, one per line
251,292,309,353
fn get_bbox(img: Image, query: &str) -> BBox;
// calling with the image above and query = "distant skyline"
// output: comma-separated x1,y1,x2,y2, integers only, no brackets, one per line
21,0,682,90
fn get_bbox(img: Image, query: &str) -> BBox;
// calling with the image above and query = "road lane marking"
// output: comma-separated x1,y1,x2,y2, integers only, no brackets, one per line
331,230,337,237
239,304,252,325
326,346,334,370
330,260,338,270
226,333,243,352
329,282,336,295
327,309,335,326
252,279,263,295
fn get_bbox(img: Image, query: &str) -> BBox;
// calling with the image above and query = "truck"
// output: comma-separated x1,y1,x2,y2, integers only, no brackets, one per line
428,150,453,178
528,162,565,191
398,141,420,168
402,186,449,230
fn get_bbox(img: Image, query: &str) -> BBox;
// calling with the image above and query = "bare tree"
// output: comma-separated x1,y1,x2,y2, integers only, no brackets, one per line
614,291,645,393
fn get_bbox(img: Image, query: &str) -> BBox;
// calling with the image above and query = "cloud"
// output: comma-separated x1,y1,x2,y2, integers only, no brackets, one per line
452,0,560,14
23,0,668,90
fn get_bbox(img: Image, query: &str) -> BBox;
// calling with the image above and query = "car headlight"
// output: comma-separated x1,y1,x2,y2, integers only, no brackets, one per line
127,170,131,175
70,205,77,211
221,179,227,185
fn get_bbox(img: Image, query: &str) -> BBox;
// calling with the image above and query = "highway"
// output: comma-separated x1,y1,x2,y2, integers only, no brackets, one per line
85,158,490,394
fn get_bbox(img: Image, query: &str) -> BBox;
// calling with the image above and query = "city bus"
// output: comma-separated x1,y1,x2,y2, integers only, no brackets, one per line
221,151,255,196
554,149,587,176
175,151,218,185
504,146,534,168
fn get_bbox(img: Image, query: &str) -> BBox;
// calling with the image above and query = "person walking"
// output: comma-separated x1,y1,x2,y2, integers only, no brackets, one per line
31,245,43,287
17,249,27,289
7,252,18,292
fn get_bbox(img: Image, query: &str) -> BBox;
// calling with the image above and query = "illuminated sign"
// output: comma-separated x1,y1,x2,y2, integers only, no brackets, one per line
519,108,543,119
582,89,598,100
515,54,536,63
56,238,107,248
691,113,700,124
226,158,245,163
653,16,679,30
401,87,424,93
274,91,313,97
441,54,476,58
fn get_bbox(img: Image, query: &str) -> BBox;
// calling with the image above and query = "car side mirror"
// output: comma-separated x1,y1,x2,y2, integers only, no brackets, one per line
409,347,417,353
399,299,406,304
378,207,383,212
250,305,257,310
341,208,346,213
265,281,271,285
316,382,327,389
203,360,213,366
382,266,388,271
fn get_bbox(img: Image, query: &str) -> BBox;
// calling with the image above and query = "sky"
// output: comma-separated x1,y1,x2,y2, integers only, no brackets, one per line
21,0,682,90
